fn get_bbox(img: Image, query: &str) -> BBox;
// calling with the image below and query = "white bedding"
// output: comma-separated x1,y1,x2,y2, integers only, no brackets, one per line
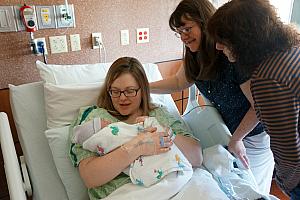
104,169,228,200
79,118,193,187
100,145,278,200
4,61,278,200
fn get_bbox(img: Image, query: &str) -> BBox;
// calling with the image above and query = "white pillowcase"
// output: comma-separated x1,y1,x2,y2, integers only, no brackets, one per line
37,61,181,129
36,60,111,85
44,82,103,129
45,126,89,200
36,61,183,200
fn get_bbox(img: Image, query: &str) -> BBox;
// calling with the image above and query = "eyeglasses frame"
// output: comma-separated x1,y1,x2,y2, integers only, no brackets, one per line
174,25,194,38
109,88,141,98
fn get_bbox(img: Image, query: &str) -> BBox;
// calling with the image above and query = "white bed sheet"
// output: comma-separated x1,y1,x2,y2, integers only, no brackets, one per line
104,168,229,200
6,62,277,200
7,63,183,200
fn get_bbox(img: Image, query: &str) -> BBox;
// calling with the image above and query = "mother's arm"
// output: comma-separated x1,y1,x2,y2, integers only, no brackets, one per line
79,146,136,188
155,106,203,168
78,128,170,188
174,135,203,168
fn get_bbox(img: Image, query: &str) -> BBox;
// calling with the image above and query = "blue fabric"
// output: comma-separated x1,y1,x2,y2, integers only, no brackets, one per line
195,55,264,137
290,183,300,200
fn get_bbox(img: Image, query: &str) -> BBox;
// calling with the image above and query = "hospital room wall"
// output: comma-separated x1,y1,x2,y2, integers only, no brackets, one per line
0,0,183,89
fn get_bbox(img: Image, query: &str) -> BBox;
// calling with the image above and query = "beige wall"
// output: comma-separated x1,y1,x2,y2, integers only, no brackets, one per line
0,0,183,89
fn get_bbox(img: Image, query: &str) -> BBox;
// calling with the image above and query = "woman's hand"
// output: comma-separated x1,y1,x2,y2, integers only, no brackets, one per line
228,139,249,169
121,127,173,157
139,128,173,156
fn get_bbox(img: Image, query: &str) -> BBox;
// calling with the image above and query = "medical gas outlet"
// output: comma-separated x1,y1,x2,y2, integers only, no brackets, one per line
55,4,75,28
136,28,149,44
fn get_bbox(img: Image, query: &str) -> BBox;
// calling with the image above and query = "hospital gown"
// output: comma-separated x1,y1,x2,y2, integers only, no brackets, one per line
69,105,196,199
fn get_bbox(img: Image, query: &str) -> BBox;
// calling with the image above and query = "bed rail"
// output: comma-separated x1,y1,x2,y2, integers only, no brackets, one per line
0,112,29,200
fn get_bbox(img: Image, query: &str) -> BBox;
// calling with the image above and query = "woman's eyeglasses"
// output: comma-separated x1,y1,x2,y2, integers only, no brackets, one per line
109,88,140,98
174,26,193,38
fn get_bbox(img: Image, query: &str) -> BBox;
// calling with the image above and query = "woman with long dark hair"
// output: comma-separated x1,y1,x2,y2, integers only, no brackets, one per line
207,0,300,199
150,0,274,194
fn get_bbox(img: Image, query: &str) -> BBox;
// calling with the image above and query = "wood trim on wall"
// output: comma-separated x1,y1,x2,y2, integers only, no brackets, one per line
0,88,18,142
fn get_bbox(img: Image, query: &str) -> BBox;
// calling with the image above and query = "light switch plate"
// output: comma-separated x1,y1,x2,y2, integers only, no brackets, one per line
35,5,56,29
49,35,68,54
70,34,81,51
120,29,129,45
0,6,17,32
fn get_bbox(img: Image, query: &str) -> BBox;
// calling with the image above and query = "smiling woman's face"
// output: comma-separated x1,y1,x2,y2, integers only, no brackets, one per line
176,17,202,52
110,72,142,118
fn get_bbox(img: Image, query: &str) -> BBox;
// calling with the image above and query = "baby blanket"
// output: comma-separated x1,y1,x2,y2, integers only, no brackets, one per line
75,117,193,187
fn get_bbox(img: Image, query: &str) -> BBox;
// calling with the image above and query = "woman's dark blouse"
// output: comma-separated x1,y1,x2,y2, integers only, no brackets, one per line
195,55,264,137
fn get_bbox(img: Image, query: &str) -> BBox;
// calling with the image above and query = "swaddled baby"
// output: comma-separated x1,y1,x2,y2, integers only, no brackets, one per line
72,116,192,187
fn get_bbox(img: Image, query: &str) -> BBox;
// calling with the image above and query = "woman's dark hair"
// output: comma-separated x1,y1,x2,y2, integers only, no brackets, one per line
207,0,300,78
97,57,155,120
169,0,219,81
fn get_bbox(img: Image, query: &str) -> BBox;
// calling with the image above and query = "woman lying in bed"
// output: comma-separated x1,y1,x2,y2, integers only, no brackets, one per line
68,57,202,199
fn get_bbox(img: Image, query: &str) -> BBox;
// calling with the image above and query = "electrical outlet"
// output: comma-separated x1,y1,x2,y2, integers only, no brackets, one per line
70,34,81,51
92,32,103,49
136,28,149,44
33,37,48,55
120,29,129,45
49,35,68,54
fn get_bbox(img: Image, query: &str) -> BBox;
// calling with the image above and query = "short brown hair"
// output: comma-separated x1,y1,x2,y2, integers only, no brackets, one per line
97,57,155,120
207,0,300,78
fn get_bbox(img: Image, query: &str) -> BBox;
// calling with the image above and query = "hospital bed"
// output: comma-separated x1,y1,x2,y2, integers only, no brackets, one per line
0,61,275,200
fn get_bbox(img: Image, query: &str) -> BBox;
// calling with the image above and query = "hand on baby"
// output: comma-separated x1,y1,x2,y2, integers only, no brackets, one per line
138,127,173,156
121,120,173,157
135,115,174,153
135,116,174,139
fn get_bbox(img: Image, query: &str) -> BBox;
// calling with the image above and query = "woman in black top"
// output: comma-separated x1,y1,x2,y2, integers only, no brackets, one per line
150,0,274,194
